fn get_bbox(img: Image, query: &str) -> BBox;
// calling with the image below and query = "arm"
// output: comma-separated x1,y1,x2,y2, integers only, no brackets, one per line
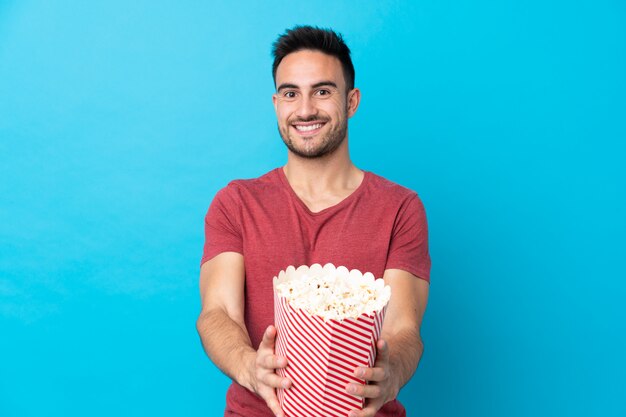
346,268,430,417
196,251,291,417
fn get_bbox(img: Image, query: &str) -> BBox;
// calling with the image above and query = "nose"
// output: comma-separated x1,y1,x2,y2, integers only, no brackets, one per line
295,95,317,119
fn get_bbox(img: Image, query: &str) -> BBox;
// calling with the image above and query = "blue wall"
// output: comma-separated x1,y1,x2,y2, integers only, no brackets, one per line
1,1,624,416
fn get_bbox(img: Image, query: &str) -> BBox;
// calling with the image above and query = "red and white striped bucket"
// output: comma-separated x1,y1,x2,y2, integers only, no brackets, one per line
274,288,387,417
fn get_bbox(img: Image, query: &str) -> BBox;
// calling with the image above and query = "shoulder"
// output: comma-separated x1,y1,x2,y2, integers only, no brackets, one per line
364,171,424,207
213,168,285,204
228,168,282,190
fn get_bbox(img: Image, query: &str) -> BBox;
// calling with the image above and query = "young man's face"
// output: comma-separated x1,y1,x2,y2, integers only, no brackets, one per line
273,49,360,159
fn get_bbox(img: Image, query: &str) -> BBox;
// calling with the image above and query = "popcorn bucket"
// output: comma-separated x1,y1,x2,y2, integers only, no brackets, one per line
273,264,389,417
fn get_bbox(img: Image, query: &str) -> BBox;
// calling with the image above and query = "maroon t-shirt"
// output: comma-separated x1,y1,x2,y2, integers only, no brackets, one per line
202,167,431,417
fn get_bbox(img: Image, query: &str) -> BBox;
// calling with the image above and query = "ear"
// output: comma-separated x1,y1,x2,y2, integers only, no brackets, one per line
272,93,278,113
347,88,361,118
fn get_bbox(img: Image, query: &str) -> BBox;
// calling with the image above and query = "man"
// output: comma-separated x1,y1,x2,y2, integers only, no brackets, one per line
197,26,430,417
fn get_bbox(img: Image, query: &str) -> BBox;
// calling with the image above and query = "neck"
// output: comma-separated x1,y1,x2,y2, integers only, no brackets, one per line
282,138,362,196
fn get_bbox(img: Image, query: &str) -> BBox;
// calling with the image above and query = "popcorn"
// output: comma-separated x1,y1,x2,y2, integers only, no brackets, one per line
273,264,390,417
274,263,390,321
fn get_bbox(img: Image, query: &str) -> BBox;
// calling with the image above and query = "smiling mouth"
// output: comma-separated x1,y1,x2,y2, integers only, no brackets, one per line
292,122,326,134
293,123,324,132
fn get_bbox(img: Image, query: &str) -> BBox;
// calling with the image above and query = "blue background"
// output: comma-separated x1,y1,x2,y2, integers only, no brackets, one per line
1,1,625,416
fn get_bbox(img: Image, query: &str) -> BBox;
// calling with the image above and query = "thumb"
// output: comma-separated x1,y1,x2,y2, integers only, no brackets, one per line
377,338,390,363
259,325,277,350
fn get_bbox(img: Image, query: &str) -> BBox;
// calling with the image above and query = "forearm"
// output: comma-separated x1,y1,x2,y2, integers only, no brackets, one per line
385,327,424,392
196,307,256,390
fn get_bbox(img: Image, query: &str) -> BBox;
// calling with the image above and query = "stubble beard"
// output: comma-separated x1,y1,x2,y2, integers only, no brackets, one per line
278,112,348,159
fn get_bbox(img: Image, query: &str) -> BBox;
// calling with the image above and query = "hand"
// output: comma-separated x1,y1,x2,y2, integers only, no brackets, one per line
248,325,292,417
345,339,399,417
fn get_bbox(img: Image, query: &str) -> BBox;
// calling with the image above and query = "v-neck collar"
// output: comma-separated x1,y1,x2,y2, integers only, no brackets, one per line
276,167,369,217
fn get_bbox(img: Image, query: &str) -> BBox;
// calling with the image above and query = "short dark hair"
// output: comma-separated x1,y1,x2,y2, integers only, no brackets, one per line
272,25,355,91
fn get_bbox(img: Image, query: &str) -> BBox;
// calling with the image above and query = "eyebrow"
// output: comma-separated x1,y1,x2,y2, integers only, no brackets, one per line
276,80,338,92
276,83,298,92
312,81,338,89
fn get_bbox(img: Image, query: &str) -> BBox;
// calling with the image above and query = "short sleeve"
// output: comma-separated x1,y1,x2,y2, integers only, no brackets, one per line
385,193,431,282
200,185,243,266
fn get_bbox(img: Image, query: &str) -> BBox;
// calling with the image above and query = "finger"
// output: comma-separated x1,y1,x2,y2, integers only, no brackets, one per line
259,325,277,350
262,390,285,417
261,371,292,389
348,401,382,417
261,354,288,370
346,382,381,399
348,410,373,417
376,339,390,363
354,366,386,382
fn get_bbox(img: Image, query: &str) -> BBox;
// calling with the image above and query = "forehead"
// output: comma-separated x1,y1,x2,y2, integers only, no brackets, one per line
275,49,346,88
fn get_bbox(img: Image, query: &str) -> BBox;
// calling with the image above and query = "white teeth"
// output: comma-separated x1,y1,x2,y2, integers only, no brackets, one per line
295,123,323,132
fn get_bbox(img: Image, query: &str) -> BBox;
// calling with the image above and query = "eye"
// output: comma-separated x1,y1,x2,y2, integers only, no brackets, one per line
316,89,331,96
283,91,297,99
